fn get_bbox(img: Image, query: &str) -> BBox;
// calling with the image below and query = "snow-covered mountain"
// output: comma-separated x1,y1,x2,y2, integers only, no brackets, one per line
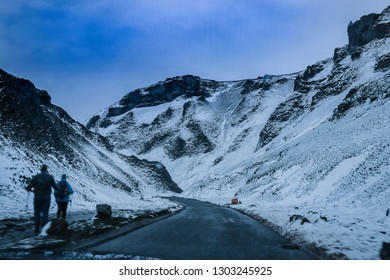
0,68,182,217
87,6,390,259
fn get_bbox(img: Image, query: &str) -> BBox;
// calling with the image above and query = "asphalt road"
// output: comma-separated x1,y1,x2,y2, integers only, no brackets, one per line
87,197,315,259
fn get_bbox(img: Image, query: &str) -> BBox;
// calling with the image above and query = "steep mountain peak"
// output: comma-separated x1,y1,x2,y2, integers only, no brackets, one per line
0,68,51,105
118,74,216,108
0,69,64,155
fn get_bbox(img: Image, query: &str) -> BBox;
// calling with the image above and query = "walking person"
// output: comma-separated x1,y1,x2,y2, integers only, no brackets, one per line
26,164,59,234
54,174,74,219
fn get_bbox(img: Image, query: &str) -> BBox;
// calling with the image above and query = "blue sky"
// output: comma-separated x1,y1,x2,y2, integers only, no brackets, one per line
1,0,389,122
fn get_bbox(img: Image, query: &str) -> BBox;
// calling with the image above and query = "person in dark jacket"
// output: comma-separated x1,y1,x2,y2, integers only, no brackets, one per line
54,174,74,219
26,164,59,234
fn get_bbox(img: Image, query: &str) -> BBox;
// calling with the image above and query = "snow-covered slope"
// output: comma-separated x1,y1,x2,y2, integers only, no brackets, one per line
87,6,390,259
0,69,182,218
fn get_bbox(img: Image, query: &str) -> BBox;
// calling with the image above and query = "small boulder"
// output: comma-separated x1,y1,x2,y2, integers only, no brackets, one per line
96,204,112,220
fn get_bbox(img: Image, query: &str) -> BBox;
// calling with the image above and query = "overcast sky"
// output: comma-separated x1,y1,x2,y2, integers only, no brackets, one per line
1,0,389,122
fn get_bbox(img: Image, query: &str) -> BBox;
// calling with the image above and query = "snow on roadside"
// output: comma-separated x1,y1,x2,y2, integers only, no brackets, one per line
232,202,390,260
189,97,390,259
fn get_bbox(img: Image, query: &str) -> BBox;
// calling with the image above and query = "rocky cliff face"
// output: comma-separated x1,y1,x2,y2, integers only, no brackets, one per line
86,75,235,160
257,6,390,149
348,6,390,52
86,75,219,129
87,6,390,259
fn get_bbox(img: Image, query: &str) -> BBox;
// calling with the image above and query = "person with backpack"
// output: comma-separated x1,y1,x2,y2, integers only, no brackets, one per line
54,174,74,219
26,164,59,234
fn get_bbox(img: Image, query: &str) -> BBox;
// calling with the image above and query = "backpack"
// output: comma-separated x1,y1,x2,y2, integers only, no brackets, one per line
58,181,68,199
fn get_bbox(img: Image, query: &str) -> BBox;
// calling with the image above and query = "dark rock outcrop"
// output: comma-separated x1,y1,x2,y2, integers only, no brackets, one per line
375,53,390,71
258,95,305,148
96,204,112,220
123,156,183,193
293,61,327,94
331,74,390,119
165,119,215,160
87,75,220,128
333,46,349,64
347,6,390,52
239,79,271,95
302,63,325,80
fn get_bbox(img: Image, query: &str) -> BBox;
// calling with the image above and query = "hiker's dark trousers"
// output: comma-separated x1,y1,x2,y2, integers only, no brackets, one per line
57,201,69,219
34,194,51,231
